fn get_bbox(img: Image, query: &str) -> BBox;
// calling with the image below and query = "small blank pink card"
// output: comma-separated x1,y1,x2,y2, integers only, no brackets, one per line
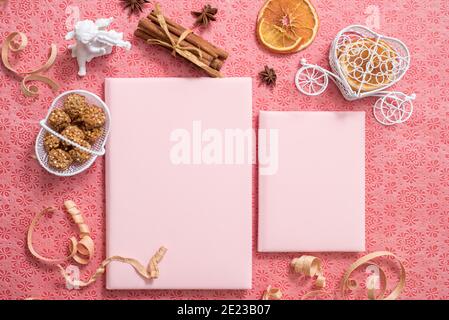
258,111,365,252
105,78,252,289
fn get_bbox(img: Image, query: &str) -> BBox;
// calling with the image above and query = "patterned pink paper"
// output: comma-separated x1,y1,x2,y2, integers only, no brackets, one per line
0,0,449,300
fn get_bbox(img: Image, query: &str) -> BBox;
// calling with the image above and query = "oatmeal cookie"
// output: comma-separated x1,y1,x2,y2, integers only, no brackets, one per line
48,149,73,170
48,109,71,132
61,125,85,150
81,105,106,129
82,126,103,144
43,133,60,151
69,139,91,163
63,94,89,121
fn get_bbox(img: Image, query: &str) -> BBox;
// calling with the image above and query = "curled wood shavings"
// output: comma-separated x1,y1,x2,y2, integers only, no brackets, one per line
340,251,405,300
27,202,94,265
64,200,94,265
58,247,167,288
1,32,59,97
27,207,78,263
263,251,406,300
149,246,168,278
27,201,167,289
291,255,326,288
21,74,59,97
262,286,282,300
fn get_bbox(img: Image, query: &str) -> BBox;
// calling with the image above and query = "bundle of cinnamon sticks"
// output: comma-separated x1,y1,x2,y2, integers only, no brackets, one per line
135,5,229,77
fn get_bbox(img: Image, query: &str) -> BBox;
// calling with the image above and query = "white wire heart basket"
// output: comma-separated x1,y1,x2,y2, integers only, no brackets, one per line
295,25,415,125
35,90,110,177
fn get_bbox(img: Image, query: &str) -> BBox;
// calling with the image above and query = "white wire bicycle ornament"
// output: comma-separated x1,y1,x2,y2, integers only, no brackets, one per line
295,25,415,125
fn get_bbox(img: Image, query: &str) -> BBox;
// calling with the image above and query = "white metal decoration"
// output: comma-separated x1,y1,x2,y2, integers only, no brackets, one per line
66,18,131,76
35,90,111,177
295,25,415,125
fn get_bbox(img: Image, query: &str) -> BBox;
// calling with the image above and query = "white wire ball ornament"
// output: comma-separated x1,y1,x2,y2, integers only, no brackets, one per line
35,90,111,177
294,25,416,125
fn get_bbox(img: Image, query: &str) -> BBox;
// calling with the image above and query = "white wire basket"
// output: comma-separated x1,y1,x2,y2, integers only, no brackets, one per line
35,90,110,177
295,25,415,125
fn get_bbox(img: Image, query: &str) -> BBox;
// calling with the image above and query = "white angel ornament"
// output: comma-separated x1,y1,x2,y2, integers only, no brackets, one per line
66,18,131,76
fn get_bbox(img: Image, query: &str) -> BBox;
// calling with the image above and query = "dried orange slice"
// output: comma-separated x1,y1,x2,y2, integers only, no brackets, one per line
257,0,319,53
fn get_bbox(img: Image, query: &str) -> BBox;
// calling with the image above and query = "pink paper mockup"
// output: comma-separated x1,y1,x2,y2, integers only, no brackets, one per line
105,78,252,289
258,111,365,252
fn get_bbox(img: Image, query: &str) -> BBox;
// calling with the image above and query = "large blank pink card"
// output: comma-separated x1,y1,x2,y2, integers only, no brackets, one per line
105,78,252,289
258,111,365,252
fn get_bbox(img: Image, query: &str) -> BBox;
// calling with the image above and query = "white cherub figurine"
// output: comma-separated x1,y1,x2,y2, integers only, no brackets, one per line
65,18,131,76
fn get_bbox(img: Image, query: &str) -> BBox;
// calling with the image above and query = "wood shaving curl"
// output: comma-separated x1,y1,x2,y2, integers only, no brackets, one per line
1,32,59,97
263,252,406,300
27,200,167,289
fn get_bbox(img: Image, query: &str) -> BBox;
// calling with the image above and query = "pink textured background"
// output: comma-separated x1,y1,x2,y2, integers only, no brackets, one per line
0,0,448,299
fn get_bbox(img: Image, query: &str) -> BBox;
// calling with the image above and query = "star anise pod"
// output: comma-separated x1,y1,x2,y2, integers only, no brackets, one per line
121,0,150,15
191,4,218,26
259,66,277,87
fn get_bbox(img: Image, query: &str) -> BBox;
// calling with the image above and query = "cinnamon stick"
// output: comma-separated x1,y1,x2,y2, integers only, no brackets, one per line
134,28,222,78
137,19,223,70
148,11,229,60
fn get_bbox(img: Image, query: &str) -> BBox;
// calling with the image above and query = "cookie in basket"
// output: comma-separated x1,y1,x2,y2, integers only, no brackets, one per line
43,133,61,151
61,125,85,150
48,109,71,132
68,138,91,164
81,105,106,129
48,149,73,170
337,38,398,92
82,126,104,144
36,89,111,176
63,93,89,121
